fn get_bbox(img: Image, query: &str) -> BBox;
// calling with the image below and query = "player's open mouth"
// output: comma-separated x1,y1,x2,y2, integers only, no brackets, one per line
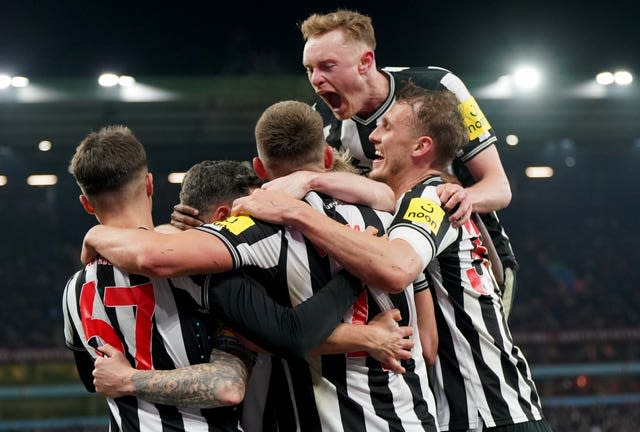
320,91,343,112
372,149,385,167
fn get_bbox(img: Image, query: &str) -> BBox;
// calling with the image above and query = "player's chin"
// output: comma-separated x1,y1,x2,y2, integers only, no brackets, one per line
368,162,385,182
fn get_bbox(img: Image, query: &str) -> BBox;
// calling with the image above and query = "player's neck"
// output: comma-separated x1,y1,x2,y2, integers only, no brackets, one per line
359,70,390,117
96,206,154,230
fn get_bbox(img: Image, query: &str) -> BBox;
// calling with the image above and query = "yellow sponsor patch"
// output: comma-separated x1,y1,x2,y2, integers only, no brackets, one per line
214,215,255,235
402,197,445,235
459,97,491,141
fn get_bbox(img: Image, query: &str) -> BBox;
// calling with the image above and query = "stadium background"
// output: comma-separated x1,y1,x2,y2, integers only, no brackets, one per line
1,1,639,431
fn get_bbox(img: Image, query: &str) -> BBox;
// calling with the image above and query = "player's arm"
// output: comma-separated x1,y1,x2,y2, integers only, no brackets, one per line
92,344,249,408
415,289,438,365
312,309,414,373
209,269,363,358
232,188,426,293
212,271,412,373
262,170,396,212
81,226,233,278
438,146,511,225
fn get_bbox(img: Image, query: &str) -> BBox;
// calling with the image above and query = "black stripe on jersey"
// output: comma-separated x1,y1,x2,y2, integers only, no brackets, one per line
364,355,401,431
155,403,185,431
479,299,517,422
402,363,438,431
324,353,367,432
114,395,140,431
433,272,471,430
445,270,513,424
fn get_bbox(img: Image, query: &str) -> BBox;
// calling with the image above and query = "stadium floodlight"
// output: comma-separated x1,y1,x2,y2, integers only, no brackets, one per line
513,66,541,90
0,74,11,89
614,70,633,85
38,140,52,151
27,174,58,186
505,134,519,146
525,166,554,178
118,75,136,87
98,73,120,87
596,72,615,85
0,175,6,186
11,76,29,88
168,172,186,184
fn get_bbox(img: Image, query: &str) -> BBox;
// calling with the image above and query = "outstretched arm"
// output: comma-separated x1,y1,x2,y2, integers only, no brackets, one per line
232,188,425,293
92,344,248,408
81,225,233,278
262,170,396,213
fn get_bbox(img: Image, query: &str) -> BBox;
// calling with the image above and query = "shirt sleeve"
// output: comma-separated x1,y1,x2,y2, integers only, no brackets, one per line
207,269,362,359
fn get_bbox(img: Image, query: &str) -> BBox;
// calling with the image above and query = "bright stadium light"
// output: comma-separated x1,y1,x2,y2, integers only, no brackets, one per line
38,140,52,151
168,172,186,184
118,75,136,87
505,134,519,146
596,72,615,85
0,75,11,89
614,70,633,85
513,66,541,90
98,73,120,87
27,174,58,186
525,166,554,178
0,175,7,186
11,76,29,87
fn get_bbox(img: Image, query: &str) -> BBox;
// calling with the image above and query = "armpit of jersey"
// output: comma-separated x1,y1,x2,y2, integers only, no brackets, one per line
400,197,445,235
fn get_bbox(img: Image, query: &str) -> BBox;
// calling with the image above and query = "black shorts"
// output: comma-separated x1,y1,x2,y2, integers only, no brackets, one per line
485,419,553,432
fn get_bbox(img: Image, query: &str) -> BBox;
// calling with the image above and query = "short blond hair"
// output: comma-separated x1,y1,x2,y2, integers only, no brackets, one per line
300,9,376,50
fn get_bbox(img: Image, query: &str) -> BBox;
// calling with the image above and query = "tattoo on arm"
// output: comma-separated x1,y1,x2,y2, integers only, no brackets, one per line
132,349,249,408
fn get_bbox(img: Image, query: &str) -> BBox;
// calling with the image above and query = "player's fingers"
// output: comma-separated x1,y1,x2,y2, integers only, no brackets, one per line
398,325,414,338
386,359,406,374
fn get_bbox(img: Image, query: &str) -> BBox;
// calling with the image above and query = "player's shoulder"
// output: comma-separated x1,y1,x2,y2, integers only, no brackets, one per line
383,66,471,94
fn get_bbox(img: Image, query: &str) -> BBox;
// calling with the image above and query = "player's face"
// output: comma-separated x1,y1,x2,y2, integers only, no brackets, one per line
368,102,416,187
303,29,369,120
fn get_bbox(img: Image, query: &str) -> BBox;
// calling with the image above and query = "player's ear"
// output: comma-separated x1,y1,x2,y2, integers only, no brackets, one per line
213,205,231,222
79,194,95,215
359,50,375,74
146,172,154,197
323,146,334,170
413,136,433,157
252,157,269,180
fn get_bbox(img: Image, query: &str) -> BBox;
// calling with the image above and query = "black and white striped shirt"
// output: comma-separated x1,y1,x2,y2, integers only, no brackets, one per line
62,258,242,432
197,191,439,432
389,176,543,431
314,65,518,271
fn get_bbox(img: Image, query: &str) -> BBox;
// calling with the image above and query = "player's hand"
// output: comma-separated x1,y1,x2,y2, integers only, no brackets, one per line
170,204,204,231
81,226,100,264
261,170,316,199
93,344,136,398
437,183,472,228
367,308,414,373
232,188,306,225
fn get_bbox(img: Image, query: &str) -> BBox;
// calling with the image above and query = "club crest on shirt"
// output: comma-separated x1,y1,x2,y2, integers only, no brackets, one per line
402,197,445,235
459,96,491,141
214,215,255,235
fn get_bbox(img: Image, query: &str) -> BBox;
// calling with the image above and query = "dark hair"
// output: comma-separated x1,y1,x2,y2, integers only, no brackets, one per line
179,160,262,214
70,125,147,196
